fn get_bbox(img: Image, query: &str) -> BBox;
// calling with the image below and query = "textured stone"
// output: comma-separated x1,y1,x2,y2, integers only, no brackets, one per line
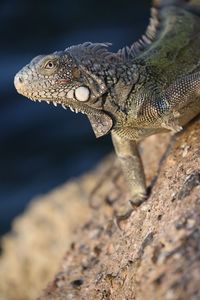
0,182,90,300
37,119,200,300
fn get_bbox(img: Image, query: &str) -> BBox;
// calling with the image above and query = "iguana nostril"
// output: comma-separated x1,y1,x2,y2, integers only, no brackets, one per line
14,73,25,91
18,76,23,83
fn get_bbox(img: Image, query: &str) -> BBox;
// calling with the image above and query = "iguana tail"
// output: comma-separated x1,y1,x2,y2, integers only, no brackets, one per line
153,0,200,15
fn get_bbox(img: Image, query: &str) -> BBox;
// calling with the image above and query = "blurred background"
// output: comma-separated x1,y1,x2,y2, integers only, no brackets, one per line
0,0,150,235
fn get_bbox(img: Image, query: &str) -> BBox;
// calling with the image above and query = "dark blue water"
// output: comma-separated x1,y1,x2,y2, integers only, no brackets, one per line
0,0,150,234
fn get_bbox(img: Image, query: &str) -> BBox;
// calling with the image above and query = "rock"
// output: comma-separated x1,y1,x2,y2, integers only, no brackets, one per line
2,118,198,300
0,130,170,300
37,119,200,300
0,182,90,300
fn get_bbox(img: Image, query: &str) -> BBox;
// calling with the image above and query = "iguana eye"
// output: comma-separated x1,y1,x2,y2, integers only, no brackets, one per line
44,60,55,69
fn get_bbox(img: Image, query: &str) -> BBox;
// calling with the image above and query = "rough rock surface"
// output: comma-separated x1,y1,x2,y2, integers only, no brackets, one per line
1,118,200,300
0,182,90,300
0,130,170,300
38,118,200,300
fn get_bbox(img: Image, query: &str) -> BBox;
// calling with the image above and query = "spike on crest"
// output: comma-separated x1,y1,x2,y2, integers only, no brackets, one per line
117,7,160,61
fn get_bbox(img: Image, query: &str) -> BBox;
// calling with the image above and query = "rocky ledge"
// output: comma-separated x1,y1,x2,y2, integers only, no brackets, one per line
1,118,200,300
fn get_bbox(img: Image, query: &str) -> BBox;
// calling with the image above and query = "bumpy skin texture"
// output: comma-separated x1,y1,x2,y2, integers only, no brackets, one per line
14,0,200,215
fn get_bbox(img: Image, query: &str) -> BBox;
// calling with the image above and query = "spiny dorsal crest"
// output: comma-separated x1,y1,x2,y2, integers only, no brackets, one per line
117,7,160,61
64,6,159,66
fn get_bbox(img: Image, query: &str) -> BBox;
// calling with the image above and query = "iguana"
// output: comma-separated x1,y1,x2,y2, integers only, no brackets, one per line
14,0,200,220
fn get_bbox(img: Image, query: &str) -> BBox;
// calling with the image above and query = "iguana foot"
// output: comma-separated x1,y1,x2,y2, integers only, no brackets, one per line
129,193,148,206
115,202,135,230
115,193,147,230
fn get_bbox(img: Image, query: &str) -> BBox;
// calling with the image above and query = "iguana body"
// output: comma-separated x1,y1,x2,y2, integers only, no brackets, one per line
14,0,200,217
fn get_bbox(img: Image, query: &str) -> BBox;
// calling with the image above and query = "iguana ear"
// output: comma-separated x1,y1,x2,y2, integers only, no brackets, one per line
87,113,113,138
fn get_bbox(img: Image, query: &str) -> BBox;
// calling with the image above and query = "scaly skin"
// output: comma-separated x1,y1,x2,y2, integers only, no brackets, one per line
14,0,200,221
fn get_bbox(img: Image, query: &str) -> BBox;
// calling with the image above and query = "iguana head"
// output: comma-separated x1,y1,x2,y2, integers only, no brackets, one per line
14,43,119,137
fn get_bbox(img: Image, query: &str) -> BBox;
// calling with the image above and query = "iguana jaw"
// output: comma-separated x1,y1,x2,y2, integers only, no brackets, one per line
14,74,114,138
16,87,114,138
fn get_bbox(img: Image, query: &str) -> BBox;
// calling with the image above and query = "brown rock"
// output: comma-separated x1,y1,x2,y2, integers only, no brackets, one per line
1,118,200,300
38,119,200,300
0,182,90,300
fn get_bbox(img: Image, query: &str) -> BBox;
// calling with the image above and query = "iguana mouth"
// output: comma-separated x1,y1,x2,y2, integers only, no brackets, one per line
29,96,104,116
15,71,114,137
29,97,87,114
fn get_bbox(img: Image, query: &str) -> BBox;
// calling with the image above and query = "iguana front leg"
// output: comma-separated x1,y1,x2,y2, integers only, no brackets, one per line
111,131,147,206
